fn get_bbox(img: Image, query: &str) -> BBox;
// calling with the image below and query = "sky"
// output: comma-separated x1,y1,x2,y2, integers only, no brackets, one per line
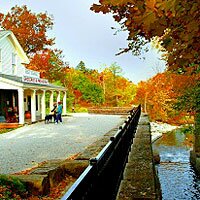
0,0,166,83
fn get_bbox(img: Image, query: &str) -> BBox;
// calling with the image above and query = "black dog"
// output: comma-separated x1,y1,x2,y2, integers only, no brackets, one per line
45,114,54,124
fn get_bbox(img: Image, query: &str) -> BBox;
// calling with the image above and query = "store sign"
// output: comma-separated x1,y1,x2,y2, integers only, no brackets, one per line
22,76,49,85
24,69,40,78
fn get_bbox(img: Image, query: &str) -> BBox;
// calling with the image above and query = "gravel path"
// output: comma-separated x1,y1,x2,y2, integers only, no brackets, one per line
0,113,125,174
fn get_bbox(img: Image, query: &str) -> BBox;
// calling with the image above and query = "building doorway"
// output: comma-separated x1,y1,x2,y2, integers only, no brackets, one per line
0,89,18,122
27,96,31,111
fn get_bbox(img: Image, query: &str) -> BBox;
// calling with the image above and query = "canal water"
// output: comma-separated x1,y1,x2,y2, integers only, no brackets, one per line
153,129,200,200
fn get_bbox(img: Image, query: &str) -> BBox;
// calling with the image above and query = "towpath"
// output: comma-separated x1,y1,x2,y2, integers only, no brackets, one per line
0,113,125,174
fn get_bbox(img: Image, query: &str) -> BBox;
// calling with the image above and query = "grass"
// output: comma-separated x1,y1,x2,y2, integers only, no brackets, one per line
0,175,27,199
0,128,16,134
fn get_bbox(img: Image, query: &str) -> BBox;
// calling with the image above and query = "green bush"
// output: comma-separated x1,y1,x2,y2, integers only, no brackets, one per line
180,125,194,134
75,107,88,113
0,175,27,199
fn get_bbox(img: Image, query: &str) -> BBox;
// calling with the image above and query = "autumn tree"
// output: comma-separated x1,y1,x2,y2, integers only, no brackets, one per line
133,81,149,113
115,76,136,107
143,73,176,122
27,49,68,84
72,70,104,105
101,64,121,106
134,72,190,124
91,0,200,170
0,5,54,55
101,63,136,106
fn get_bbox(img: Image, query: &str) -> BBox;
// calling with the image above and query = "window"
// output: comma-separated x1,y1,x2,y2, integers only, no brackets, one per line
12,53,17,75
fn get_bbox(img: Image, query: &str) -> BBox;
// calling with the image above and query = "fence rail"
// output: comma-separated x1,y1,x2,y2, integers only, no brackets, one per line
61,105,141,200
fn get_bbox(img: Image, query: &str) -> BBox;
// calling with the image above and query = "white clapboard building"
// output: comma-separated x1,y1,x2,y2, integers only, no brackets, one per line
0,30,67,124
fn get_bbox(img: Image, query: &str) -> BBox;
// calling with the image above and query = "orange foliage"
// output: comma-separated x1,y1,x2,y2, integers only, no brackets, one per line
134,72,193,124
27,50,51,78
0,5,54,55
27,49,67,83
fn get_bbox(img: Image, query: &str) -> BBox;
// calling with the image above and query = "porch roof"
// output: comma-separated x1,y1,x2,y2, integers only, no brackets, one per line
0,73,67,91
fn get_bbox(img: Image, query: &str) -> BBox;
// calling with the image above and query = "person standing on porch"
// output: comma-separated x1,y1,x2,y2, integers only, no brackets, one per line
55,102,63,124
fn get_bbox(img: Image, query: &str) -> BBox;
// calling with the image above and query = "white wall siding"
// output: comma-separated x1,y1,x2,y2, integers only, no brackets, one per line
0,38,12,75
0,37,26,77
16,55,25,76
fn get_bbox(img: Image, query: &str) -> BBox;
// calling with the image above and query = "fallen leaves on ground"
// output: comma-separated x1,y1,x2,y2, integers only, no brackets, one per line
27,175,75,200
1,154,80,199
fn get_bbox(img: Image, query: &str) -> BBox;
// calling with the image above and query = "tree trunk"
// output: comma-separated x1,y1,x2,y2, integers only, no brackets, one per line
144,93,147,113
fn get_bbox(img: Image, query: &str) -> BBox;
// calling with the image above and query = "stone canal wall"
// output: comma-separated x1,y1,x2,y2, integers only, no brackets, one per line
116,114,162,200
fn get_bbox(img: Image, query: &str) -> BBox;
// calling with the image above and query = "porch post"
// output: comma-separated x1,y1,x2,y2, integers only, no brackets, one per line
41,90,46,120
37,94,41,113
31,89,36,122
63,91,67,115
57,91,60,103
18,88,24,124
50,91,54,111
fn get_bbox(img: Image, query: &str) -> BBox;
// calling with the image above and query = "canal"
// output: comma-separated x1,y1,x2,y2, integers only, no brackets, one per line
153,128,200,199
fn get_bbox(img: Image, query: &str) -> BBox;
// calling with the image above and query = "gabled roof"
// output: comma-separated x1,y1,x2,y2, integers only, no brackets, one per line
0,30,30,64
0,30,10,40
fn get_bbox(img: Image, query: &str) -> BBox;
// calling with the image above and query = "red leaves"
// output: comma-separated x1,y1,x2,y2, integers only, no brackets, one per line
0,13,3,22
0,5,54,55
74,89,82,99
26,49,67,83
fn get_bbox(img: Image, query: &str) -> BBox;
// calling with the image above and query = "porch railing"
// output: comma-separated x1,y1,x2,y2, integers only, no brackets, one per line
61,105,141,200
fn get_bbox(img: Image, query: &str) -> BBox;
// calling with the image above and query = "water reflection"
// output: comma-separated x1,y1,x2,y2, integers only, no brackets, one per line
153,129,200,200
